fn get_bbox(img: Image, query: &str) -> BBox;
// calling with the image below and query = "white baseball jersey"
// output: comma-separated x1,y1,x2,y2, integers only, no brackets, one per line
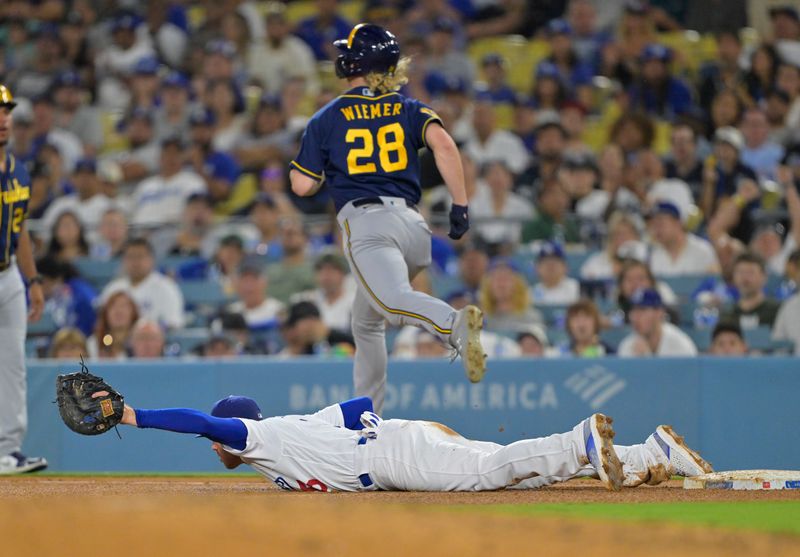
223,404,365,492
219,403,665,492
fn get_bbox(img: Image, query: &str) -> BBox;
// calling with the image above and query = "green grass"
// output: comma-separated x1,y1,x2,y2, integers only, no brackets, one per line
473,502,800,536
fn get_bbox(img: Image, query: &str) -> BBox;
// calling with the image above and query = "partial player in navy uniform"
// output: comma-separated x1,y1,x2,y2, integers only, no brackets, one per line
0,84,47,474
289,24,486,413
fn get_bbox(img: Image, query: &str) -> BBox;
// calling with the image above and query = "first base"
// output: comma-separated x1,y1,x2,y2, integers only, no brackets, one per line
683,470,800,490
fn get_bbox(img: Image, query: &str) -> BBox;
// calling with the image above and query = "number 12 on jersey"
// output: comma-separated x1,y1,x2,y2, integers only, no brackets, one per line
346,122,408,175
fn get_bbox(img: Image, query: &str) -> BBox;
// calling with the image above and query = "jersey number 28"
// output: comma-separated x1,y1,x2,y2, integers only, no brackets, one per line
346,123,408,175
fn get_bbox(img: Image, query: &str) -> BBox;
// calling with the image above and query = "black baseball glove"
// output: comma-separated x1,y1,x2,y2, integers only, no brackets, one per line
56,359,125,436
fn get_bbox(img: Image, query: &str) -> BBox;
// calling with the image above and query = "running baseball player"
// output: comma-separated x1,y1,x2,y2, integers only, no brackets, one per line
0,84,47,475
57,368,712,492
289,24,485,414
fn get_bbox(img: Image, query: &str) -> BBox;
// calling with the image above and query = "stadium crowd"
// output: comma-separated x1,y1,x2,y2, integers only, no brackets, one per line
3,0,800,361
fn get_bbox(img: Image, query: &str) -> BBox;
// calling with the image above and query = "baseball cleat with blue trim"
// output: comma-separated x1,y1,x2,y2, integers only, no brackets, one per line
583,414,623,491
649,425,713,478
450,305,487,383
0,452,48,475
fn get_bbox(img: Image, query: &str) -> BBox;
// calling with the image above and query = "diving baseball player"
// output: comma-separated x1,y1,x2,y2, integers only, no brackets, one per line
289,24,486,414
0,84,47,475
64,379,711,492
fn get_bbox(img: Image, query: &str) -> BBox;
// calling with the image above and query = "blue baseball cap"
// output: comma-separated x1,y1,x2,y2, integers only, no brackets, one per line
488,256,522,274
133,56,160,76
481,53,505,67
161,71,189,90
211,396,263,420
546,18,572,36
112,13,140,33
205,39,237,59
640,44,672,63
74,157,97,173
648,200,681,221
259,93,282,110
53,70,83,90
630,288,663,309
538,240,565,260
536,61,561,80
189,106,216,126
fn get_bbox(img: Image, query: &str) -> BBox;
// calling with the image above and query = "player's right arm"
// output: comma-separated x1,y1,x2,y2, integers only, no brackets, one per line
290,110,326,197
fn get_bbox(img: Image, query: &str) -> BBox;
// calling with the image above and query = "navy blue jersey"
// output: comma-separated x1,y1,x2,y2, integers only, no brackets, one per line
0,153,32,266
290,86,442,211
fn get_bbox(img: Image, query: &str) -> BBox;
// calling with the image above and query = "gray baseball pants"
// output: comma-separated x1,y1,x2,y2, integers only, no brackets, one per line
337,197,457,414
0,263,28,455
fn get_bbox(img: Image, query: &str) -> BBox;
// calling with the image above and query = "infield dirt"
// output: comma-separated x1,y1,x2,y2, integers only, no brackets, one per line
2,476,799,556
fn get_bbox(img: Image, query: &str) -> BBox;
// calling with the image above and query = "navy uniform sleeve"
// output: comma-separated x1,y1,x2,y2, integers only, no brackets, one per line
290,112,325,181
407,99,443,150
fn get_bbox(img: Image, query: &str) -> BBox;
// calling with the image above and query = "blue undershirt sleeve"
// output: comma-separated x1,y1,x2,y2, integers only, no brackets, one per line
338,397,374,430
134,408,249,451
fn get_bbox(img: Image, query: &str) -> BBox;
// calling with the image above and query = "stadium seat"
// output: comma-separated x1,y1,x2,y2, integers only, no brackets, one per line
179,280,235,310
166,328,211,355
659,275,710,299
27,313,58,336
467,35,543,93
73,258,120,291
689,325,790,354
600,327,631,351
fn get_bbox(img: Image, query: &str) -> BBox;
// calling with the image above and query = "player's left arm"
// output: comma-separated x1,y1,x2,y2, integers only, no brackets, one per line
425,123,467,206
120,404,249,450
16,222,44,322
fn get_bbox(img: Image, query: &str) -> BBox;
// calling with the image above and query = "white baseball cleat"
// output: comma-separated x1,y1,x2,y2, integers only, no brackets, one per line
648,425,713,478
583,413,623,491
0,452,48,475
449,305,487,383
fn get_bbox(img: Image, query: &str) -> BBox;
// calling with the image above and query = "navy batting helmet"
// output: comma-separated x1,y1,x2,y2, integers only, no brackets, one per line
334,23,401,79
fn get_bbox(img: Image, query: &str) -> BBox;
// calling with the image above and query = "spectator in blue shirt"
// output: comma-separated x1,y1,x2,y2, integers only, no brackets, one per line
37,258,98,337
628,44,693,121
186,106,241,210
739,107,785,181
294,0,352,61
540,19,594,94
477,54,517,105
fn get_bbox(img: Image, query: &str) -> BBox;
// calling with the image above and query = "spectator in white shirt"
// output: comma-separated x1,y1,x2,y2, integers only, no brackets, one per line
580,212,643,281
100,238,186,329
618,288,698,357
42,158,113,233
531,241,580,306
246,5,319,96
739,107,784,181
772,291,800,354
648,201,720,276
130,136,206,228
294,253,356,334
95,13,157,111
465,97,530,175
31,94,84,174
227,257,285,332
470,160,534,246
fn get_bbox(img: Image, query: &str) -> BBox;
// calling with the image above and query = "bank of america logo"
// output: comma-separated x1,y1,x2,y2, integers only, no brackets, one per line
564,366,626,409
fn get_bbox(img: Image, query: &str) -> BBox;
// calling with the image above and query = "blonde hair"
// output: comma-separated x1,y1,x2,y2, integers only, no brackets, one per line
478,270,531,316
49,327,88,357
364,56,411,94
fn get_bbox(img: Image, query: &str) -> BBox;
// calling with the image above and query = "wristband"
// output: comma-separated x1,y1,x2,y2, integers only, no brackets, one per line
28,275,44,285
